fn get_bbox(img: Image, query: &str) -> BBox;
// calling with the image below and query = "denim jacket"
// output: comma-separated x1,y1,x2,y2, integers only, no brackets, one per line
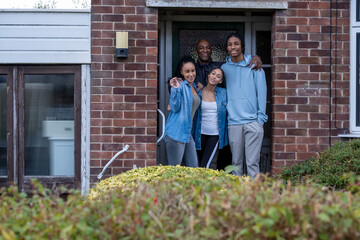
193,86,228,150
164,80,198,143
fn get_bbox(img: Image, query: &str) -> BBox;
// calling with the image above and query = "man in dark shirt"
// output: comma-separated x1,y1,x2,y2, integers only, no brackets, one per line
194,39,262,90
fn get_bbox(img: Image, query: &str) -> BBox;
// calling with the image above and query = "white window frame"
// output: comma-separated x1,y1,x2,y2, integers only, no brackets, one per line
350,0,360,134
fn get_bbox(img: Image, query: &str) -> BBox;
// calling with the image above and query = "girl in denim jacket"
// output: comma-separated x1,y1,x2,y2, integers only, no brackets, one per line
193,67,228,169
164,56,200,167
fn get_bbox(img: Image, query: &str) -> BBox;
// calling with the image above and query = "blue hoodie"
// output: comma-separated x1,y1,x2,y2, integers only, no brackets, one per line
221,55,268,125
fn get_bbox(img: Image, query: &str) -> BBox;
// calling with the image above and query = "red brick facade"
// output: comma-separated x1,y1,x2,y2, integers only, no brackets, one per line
91,0,158,182
271,0,350,174
90,0,351,182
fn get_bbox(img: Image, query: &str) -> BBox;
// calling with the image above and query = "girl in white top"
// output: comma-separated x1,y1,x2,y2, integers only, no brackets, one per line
193,67,228,169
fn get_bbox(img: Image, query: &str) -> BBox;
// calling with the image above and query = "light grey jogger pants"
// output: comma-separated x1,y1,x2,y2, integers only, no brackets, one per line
228,121,264,178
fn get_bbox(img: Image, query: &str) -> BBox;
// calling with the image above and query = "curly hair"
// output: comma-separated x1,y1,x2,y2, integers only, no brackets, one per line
173,55,196,78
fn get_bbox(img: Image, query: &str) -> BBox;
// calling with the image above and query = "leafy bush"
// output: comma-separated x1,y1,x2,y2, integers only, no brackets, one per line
0,183,108,239
281,139,360,189
89,165,248,200
1,166,360,239
281,158,315,184
343,173,360,194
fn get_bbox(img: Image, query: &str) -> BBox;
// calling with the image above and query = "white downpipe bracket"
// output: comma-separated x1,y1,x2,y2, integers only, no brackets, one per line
98,108,165,180
97,144,129,180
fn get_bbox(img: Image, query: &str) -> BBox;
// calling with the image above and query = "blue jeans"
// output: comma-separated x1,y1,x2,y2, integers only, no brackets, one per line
164,135,198,167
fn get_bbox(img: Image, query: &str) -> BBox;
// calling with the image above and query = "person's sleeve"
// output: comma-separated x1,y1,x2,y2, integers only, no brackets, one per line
169,86,182,113
191,108,199,138
167,77,172,93
254,70,268,125
222,88,229,146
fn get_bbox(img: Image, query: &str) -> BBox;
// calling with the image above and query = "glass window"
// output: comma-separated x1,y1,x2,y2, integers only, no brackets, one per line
24,74,74,176
178,29,236,62
357,0,360,22
357,33,360,126
0,65,81,189
0,75,6,176
172,22,244,72
256,31,271,65
351,1,360,133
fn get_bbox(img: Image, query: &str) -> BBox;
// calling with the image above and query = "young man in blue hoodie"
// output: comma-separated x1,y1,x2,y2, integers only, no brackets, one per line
221,33,268,179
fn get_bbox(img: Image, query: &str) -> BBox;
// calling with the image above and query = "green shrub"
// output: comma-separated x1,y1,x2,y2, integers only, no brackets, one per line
1,166,360,239
343,173,360,194
281,139,360,189
0,183,109,239
281,158,315,184
89,165,249,200
92,175,360,240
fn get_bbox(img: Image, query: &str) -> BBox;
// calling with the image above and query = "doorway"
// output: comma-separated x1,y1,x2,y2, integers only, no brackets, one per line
157,13,272,173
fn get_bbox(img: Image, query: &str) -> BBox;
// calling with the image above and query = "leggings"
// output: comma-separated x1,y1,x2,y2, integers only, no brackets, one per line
197,134,219,170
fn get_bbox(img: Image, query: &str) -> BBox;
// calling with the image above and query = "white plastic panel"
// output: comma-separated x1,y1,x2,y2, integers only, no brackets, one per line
0,10,91,64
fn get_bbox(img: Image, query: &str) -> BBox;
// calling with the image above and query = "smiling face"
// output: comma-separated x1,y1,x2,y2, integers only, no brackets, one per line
181,62,196,84
195,39,212,64
227,36,243,60
207,68,223,86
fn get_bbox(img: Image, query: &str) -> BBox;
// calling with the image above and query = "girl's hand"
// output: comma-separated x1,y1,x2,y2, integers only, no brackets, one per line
169,77,182,88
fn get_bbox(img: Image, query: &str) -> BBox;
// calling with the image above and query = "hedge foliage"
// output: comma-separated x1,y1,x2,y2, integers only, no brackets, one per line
1,166,360,239
89,165,248,200
281,139,360,189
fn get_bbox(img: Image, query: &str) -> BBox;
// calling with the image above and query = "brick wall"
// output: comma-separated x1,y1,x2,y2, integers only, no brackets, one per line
89,0,351,178
91,0,158,183
271,0,350,174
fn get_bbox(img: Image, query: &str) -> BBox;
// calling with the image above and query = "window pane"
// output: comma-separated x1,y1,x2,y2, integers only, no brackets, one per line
357,0,360,22
25,75,74,176
256,31,271,65
0,75,6,176
357,33,360,126
178,29,237,62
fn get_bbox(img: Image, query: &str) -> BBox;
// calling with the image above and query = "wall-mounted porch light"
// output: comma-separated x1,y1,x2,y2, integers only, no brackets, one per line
116,32,128,58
